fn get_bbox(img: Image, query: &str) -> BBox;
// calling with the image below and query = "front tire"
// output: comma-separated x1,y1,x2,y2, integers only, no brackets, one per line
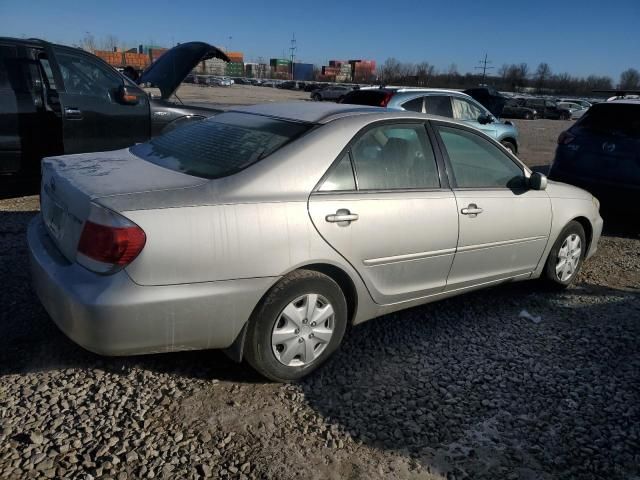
501,140,517,155
311,93,321,101
542,221,586,289
244,270,348,382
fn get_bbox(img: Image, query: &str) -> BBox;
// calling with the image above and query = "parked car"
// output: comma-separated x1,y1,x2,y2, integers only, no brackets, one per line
304,82,326,92
519,98,572,120
0,38,229,176
29,102,602,381
341,88,520,154
502,98,539,120
549,99,639,210
557,101,588,119
463,86,507,117
311,85,353,102
559,98,592,109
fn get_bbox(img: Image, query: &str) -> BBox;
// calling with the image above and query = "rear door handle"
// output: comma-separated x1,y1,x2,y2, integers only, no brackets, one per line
326,209,358,226
64,107,83,120
461,203,483,216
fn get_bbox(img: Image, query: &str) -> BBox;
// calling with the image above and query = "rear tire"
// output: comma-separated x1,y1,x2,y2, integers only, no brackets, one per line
542,221,586,289
244,270,348,382
524,112,533,120
311,93,321,101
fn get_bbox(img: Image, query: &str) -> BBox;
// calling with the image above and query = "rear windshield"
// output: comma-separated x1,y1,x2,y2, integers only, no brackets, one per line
131,112,312,179
342,90,390,106
574,103,640,139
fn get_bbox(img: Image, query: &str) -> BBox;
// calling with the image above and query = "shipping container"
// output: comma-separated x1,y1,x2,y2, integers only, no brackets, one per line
293,63,314,81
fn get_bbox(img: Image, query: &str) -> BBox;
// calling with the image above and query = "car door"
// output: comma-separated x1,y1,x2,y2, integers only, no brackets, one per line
451,96,497,139
0,44,54,174
432,122,552,290
308,121,458,304
49,46,149,154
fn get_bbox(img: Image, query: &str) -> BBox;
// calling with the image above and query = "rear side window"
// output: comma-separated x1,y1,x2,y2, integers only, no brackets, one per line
402,97,424,112
424,96,453,117
131,112,312,179
575,104,640,139
320,153,356,191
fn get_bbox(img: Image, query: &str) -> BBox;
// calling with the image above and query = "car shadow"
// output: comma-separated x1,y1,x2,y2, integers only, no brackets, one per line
299,280,640,478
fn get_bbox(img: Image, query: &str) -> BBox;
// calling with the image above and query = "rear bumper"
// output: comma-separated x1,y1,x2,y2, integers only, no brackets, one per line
28,215,276,356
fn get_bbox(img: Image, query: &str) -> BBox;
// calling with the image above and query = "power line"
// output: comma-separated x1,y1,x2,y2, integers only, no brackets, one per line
475,53,494,85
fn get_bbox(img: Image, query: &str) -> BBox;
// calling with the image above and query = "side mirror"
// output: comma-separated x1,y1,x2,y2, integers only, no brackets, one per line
529,172,548,190
117,84,141,105
478,113,493,125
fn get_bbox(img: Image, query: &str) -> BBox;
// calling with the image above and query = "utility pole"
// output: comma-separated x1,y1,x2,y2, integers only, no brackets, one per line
289,33,297,81
475,53,494,85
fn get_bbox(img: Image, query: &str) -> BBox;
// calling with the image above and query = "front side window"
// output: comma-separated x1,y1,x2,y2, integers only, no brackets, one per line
131,112,312,179
436,126,524,189
54,49,121,98
451,97,484,122
350,123,440,190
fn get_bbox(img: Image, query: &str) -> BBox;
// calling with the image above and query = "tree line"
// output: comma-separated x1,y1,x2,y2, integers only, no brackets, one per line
378,58,639,97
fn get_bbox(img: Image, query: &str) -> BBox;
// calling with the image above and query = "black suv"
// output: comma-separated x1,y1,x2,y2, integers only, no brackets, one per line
0,38,229,175
519,98,571,120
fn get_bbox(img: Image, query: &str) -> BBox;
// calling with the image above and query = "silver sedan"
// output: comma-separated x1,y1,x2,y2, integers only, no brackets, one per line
28,102,603,381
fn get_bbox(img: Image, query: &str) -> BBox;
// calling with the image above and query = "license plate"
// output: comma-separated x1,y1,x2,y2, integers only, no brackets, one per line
42,188,65,240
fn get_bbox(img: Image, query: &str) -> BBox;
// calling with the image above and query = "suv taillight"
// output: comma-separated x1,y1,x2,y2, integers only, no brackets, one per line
558,130,575,145
77,204,146,274
379,92,394,107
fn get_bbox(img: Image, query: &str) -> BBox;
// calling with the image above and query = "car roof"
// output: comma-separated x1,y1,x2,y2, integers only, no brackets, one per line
359,86,466,96
230,102,393,124
607,99,640,105
0,36,50,48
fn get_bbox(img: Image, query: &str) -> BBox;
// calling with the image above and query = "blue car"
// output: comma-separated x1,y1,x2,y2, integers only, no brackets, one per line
341,87,520,155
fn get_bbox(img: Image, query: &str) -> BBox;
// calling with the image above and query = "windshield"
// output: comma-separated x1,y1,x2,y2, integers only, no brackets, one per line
130,112,312,179
574,103,640,139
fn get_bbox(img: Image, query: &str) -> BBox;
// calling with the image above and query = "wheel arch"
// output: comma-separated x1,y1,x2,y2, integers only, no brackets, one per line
571,216,593,256
500,137,518,154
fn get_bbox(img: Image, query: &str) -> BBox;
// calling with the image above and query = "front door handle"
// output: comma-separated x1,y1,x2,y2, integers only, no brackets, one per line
326,209,358,226
461,203,483,216
64,107,83,120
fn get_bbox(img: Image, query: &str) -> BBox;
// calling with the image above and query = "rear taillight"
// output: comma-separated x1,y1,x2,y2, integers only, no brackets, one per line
77,204,146,274
558,130,575,145
379,92,393,107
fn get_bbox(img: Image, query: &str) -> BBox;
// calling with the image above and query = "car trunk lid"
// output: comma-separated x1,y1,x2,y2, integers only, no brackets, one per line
138,42,229,100
40,149,206,263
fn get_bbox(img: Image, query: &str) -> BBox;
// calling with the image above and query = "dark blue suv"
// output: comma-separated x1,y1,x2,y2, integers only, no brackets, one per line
549,100,640,209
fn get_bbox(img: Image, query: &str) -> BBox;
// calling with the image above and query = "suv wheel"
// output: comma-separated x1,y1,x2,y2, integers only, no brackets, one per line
542,221,586,289
311,93,321,101
500,140,517,155
244,270,348,382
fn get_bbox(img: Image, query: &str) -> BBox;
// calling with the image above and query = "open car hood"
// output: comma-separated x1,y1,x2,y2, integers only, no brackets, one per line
138,42,229,99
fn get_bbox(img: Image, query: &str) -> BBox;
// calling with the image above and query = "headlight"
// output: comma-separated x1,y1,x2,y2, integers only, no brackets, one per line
592,196,600,211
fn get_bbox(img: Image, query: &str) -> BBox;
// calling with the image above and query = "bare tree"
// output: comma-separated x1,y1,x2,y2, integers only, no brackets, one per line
79,32,96,52
619,68,640,89
415,61,435,86
380,58,401,84
102,34,119,52
535,62,552,92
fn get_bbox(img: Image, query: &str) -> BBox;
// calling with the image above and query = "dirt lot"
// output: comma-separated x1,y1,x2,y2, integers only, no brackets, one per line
0,86,638,480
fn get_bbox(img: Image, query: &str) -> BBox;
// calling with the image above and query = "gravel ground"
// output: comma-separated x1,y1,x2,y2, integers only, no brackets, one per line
0,90,638,479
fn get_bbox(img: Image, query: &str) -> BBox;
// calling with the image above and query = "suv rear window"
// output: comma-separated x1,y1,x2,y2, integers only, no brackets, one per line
342,90,392,106
131,112,312,179
575,103,640,139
